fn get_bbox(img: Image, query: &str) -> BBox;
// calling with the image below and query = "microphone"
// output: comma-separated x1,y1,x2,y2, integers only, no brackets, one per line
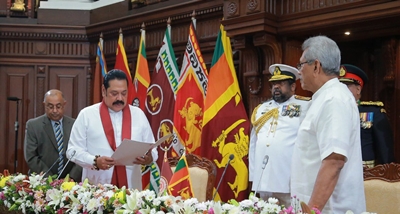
254,155,269,196
43,156,60,177
7,97,21,101
57,150,76,180
213,154,234,200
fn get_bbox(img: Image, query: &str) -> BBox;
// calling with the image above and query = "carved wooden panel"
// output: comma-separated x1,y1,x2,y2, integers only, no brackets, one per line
392,39,400,163
0,65,35,174
224,0,240,18
0,40,34,55
0,0,8,16
364,163,400,182
48,66,88,118
282,39,312,97
279,0,364,15
246,0,262,14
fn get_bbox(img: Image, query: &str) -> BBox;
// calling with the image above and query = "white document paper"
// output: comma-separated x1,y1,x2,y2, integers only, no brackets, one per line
112,134,173,166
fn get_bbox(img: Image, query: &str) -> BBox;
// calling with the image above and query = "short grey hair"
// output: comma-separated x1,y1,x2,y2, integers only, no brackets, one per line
302,35,341,76
43,89,65,102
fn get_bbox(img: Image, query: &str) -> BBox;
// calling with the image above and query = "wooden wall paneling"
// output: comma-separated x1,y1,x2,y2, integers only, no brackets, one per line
282,38,312,97
35,65,47,118
0,0,8,16
339,38,399,162
380,38,399,163
237,32,283,114
86,0,224,76
394,38,400,163
279,0,383,16
242,46,262,114
48,66,88,119
0,64,35,174
252,33,282,105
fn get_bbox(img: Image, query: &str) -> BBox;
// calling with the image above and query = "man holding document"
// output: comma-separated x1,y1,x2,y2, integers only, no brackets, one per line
67,69,157,189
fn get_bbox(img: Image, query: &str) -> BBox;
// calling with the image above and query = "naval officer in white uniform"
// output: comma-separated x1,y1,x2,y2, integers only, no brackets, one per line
249,64,310,207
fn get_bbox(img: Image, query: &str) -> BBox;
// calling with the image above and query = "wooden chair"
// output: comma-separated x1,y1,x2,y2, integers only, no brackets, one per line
363,162,400,213
168,153,217,202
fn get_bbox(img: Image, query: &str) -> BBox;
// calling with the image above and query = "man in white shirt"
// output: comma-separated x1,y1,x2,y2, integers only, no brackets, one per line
291,36,366,213
249,64,310,207
67,69,157,189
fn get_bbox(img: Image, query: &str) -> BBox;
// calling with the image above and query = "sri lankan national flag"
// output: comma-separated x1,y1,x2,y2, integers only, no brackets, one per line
115,29,135,105
201,25,250,202
93,34,107,104
132,28,151,110
173,22,208,156
168,153,194,199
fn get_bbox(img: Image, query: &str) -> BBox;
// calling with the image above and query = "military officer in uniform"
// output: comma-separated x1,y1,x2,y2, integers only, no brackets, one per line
249,64,310,207
339,64,395,168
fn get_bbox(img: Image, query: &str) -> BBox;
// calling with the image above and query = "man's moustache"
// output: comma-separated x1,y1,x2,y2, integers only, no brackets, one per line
113,100,125,105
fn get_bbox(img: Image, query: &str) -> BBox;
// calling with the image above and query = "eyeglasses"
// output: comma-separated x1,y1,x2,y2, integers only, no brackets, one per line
45,104,63,110
297,60,315,70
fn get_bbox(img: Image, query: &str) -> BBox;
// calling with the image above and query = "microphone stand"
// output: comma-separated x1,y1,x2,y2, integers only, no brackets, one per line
13,100,20,173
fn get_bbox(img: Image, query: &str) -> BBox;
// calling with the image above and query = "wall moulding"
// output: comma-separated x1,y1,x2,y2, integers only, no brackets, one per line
0,31,88,41
86,4,223,40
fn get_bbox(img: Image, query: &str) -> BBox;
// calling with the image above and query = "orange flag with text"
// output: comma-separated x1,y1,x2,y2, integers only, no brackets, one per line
173,22,208,156
201,24,250,202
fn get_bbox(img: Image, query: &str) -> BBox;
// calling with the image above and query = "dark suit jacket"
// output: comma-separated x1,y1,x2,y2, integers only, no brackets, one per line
359,103,395,164
24,114,82,181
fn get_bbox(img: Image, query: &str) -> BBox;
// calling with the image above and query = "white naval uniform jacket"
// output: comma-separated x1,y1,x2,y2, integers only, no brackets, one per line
67,103,157,190
249,95,310,193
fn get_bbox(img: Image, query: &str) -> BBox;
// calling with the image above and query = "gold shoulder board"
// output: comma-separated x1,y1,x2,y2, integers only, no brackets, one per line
294,95,311,101
359,101,384,107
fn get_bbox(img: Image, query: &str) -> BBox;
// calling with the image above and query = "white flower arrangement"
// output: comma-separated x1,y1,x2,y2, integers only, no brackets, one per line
0,171,374,214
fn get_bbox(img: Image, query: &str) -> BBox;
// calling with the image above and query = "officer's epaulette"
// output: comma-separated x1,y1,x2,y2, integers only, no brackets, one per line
359,101,384,107
294,95,311,101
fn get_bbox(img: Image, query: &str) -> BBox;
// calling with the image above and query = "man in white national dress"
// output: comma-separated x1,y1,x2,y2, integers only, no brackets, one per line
291,35,366,213
67,69,157,189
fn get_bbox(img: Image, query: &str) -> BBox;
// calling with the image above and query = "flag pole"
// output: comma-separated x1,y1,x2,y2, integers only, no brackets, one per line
191,10,196,30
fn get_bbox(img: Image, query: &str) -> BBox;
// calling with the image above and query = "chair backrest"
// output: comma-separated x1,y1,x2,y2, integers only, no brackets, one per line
168,153,217,202
363,162,400,213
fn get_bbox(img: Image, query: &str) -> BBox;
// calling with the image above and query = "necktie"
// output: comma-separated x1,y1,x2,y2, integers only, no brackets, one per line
55,121,64,175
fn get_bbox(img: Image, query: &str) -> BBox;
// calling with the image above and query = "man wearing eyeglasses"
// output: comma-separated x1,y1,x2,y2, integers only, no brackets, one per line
290,36,366,213
24,89,82,181
249,64,310,208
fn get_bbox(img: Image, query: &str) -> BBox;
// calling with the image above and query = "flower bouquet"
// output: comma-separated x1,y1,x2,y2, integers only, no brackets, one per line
1,170,322,214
